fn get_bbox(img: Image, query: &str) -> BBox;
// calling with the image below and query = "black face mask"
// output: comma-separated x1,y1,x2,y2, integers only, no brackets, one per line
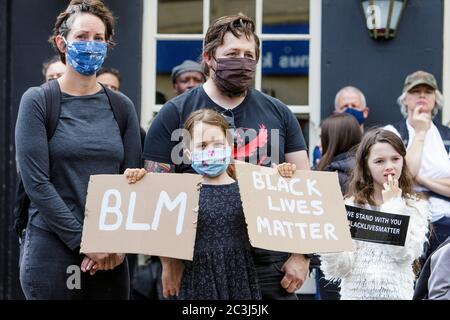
212,57,257,96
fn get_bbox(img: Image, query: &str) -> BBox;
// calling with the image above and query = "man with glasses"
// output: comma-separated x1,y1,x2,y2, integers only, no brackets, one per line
143,14,311,300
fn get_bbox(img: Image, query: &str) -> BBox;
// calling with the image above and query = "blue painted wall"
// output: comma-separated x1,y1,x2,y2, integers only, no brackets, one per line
321,0,443,127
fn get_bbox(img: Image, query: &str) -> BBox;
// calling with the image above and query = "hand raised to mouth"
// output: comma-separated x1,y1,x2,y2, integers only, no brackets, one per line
382,174,402,204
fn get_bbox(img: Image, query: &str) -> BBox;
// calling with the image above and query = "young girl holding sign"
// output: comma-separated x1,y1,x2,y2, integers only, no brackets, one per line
320,129,429,300
124,109,296,300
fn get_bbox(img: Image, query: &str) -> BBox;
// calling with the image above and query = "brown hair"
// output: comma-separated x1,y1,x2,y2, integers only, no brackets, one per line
202,14,260,76
317,113,362,171
347,128,413,206
97,67,121,82
41,55,62,79
183,109,235,179
49,0,115,64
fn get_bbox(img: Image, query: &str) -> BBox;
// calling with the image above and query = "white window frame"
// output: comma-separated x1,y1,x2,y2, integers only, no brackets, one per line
141,0,322,156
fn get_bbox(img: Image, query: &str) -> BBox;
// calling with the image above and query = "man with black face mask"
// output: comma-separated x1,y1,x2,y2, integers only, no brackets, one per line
143,14,311,300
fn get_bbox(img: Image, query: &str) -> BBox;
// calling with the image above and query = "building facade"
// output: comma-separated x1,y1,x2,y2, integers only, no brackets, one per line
0,0,446,299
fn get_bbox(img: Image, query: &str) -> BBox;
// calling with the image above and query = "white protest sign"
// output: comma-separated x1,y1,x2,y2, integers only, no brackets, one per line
235,161,353,254
81,173,201,260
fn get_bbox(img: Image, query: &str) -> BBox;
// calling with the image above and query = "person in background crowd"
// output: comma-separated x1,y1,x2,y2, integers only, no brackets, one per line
320,129,429,300
171,60,206,96
334,86,370,129
16,0,141,299
316,113,362,192
42,55,66,82
97,66,120,91
313,86,369,166
385,71,450,262
312,113,362,300
143,14,311,300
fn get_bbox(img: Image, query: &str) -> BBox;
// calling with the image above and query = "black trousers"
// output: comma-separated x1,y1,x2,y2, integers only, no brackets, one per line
254,261,298,300
20,224,129,300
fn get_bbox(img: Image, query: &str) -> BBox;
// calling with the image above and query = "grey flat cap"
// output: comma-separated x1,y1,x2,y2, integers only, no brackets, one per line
171,60,204,83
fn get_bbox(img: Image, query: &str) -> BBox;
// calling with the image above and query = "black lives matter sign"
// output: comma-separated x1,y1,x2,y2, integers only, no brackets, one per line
345,205,410,246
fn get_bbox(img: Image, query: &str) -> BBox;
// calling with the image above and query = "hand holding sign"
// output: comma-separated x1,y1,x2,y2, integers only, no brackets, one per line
161,257,185,298
80,253,126,275
124,168,147,184
273,162,297,178
382,175,402,204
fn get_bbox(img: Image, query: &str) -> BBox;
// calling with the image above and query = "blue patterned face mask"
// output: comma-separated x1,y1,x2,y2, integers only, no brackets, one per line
64,38,107,76
191,147,231,177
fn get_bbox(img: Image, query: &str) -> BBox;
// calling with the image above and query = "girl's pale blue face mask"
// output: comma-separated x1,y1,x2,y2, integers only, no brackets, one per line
63,37,107,76
191,147,232,177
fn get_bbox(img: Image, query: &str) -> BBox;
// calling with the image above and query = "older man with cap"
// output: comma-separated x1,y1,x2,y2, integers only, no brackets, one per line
385,70,450,260
171,60,206,95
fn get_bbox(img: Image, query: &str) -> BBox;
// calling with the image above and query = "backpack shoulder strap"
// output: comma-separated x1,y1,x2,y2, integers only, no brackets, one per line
14,80,61,239
392,120,409,147
100,83,128,138
434,121,450,154
40,79,61,140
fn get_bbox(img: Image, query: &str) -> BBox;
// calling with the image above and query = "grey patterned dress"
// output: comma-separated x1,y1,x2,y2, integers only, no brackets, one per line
179,182,261,300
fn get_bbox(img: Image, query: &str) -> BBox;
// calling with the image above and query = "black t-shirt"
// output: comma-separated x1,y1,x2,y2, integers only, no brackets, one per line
143,86,307,263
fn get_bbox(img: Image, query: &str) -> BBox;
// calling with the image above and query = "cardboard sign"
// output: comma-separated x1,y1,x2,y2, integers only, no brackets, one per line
81,173,201,260
235,162,353,254
346,205,410,246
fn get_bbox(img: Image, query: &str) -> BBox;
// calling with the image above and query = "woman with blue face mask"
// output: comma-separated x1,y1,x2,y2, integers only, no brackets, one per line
15,0,141,299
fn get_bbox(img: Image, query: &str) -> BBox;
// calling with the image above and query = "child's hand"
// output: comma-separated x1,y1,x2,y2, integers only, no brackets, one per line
124,168,147,184
382,174,402,203
274,162,296,178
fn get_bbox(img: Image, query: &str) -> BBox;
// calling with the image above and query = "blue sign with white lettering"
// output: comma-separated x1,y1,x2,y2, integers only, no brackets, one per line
261,24,309,75
156,24,309,75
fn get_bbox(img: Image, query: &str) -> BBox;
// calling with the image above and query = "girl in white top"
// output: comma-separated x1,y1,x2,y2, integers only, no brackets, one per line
320,129,429,300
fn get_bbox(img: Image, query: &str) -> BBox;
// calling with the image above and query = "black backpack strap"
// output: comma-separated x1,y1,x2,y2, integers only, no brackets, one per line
100,84,131,172
392,120,409,147
41,79,62,139
434,121,450,154
100,83,128,138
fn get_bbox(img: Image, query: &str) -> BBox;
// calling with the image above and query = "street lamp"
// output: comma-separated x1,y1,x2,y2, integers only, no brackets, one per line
361,0,408,39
